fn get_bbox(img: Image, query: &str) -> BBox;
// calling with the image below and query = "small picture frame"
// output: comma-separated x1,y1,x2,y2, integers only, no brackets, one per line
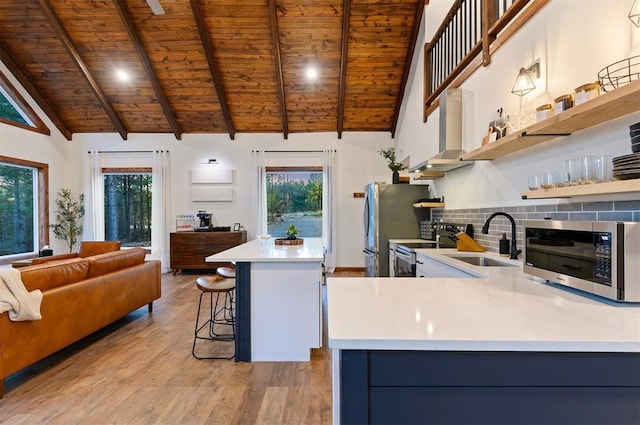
233,222,241,231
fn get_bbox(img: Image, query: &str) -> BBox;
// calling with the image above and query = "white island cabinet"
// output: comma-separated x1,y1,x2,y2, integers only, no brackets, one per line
206,237,324,362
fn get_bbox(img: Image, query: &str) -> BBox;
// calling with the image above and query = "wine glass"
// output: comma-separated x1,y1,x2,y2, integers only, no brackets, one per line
258,234,271,251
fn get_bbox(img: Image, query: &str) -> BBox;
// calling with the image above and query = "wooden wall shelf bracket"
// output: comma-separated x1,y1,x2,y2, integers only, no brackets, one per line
521,131,572,137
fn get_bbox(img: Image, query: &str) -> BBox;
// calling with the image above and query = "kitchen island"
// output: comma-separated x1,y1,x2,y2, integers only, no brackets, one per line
206,237,324,362
328,250,640,425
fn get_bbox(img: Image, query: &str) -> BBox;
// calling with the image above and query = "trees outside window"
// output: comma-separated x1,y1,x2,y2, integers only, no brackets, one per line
0,89,29,126
266,169,323,238
0,156,47,262
104,173,152,248
0,163,36,256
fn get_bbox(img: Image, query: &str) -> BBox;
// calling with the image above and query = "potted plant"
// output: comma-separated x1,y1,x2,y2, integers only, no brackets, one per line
379,147,407,183
50,188,85,253
285,223,300,240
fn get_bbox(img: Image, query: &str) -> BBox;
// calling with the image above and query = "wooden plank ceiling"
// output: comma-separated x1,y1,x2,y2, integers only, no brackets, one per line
0,0,425,140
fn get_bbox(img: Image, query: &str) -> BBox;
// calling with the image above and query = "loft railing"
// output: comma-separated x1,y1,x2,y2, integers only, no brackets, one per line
423,0,548,120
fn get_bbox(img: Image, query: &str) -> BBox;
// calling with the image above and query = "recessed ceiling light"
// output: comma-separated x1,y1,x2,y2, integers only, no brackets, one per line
305,67,318,81
115,69,131,82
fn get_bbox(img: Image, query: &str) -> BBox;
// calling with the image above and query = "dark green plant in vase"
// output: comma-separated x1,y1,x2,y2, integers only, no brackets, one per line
378,147,407,183
285,223,299,240
51,188,85,253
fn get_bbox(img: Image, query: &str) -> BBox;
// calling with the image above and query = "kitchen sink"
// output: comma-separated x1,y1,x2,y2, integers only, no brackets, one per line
444,255,518,267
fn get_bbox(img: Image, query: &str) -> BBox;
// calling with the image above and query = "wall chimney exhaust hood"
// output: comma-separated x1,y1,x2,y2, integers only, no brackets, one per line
409,88,471,176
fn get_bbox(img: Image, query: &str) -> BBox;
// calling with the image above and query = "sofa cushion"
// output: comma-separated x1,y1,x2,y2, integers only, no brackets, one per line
78,241,122,258
87,248,147,278
19,258,90,292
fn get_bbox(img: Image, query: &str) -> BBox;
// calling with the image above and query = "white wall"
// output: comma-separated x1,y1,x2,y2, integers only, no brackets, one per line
396,0,640,209
0,61,78,255
70,131,401,267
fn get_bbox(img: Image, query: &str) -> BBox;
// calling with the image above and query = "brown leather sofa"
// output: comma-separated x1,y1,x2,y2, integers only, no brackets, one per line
30,240,122,265
0,247,161,398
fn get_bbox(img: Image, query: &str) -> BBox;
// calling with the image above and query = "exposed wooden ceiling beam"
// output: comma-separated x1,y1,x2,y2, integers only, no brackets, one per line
0,45,69,139
112,0,182,140
190,0,236,140
267,0,289,140
337,0,351,140
391,0,427,138
35,0,129,140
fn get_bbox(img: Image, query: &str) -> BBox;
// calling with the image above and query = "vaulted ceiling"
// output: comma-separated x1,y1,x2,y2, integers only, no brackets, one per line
0,0,425,141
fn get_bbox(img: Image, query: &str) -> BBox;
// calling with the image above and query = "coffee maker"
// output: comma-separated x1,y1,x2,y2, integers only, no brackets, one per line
196,210,212,231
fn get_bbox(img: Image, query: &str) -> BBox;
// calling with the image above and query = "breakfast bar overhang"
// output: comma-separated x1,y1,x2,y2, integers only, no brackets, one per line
206,237,325,362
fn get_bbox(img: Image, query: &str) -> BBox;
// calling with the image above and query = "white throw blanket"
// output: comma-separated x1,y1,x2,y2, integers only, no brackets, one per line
0,267,42,321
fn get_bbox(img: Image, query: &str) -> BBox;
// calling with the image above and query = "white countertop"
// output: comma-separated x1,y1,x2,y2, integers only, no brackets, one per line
205,237,324,263
388,238,431,244
327,250,640,353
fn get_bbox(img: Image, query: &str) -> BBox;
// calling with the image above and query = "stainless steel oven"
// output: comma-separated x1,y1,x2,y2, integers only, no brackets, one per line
523,220,640,302
395,244,418,277
392,238,457,277
392,223,473,277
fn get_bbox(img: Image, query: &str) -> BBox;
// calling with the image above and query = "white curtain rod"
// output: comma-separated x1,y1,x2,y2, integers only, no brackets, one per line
87,150,169,154
252,149,336,153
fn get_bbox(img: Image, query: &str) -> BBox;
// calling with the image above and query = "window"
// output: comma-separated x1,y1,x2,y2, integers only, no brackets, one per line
266,167,323,238
0,156,48,262
0,88,29,126
0,71,50,135
103,169,152,248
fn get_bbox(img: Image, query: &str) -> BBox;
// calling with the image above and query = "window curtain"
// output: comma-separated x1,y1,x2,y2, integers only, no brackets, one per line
150,150,171,273
322,149,337,272
251,150,267,239
87,150,105,241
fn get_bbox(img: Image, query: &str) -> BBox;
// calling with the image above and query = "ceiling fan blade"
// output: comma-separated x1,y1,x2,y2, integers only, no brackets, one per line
145,0,165,15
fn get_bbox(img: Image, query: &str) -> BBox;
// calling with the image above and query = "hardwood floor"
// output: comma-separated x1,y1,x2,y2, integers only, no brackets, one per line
1,270,361,424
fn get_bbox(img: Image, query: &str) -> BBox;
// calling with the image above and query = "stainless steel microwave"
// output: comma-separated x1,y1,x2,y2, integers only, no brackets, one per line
523,220,640,302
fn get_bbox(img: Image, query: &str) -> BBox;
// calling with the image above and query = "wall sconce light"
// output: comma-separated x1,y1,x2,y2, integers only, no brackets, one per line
511,62,540,97
630,0,640,27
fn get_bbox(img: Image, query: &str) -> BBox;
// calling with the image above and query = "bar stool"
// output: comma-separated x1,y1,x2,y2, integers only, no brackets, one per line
217,266,236,319
192,275,235,360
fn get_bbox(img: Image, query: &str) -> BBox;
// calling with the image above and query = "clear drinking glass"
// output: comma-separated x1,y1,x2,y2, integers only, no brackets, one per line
563,158,582,186
592,155,612,182
580,156,597,184
528,175,540,190
557,171,570,187
539,172,559,189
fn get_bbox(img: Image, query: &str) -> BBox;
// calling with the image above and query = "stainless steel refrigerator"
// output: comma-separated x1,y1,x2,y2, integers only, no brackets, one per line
363,182,430,277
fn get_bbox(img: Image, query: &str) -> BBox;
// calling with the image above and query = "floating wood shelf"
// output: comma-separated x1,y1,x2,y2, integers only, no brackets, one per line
408,160,472,179
462,80,640,161
413,171,446,180
521,179,640,199
413,202,446,208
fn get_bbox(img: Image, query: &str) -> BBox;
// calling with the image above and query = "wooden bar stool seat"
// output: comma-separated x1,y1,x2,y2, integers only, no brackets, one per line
192,275,235,360
216,266,235,279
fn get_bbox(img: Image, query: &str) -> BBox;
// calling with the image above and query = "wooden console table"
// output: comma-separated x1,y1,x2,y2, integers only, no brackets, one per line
170,231,247,275
11,259,33,268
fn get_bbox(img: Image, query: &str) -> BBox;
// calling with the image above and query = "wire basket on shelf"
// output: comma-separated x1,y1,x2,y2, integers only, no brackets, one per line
597,55,640,92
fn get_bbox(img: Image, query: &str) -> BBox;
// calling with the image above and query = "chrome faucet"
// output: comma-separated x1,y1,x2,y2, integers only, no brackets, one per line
482,212,521,260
